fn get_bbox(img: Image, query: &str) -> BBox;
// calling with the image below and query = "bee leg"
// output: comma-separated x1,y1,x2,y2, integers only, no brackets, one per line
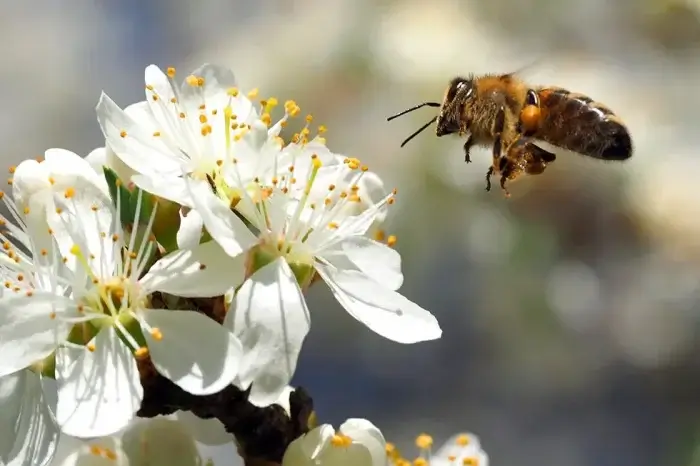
463,135,474,163
485,166,494,191
500,175,511,198
491,105,506,162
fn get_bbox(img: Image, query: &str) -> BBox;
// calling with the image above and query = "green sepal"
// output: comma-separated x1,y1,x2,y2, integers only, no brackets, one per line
103,167,133,226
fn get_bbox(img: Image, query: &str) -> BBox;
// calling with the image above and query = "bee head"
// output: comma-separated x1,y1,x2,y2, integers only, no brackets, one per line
435,76,474,137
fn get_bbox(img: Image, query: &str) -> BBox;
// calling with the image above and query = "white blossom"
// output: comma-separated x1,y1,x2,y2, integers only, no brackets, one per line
283,419,387,466
5,150,245,438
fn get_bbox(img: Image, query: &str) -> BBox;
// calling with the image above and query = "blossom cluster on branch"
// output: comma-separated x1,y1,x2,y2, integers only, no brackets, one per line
0,63,486,466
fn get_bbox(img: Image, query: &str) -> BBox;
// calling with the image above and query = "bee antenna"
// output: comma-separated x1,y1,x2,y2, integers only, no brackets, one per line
387,102,441,121
400,116,438,147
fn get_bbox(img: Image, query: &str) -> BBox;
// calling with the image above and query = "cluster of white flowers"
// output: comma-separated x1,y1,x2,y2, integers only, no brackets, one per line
0,63,485,466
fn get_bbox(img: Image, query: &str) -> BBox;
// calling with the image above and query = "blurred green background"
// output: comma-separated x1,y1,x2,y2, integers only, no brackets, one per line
6,0,700,464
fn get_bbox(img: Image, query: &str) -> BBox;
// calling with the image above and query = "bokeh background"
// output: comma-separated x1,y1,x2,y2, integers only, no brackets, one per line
6,0,700,464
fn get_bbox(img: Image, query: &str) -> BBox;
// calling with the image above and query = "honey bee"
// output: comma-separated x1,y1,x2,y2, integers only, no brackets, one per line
387,73,633,196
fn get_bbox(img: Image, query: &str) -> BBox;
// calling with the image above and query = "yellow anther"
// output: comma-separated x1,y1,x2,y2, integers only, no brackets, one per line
120,130,127,138
166,67,176,78
170,97,177,103
227,87,239,97
305,114,313,123
8,166,15,174
261,113,272,126
198,104,206,110
413,459,428,466
201,124,212,136
23,206,29,215
179,112,186,119
134,347,149,358
346,158,361,170
7,179,12,186
25,290,33,297
387,235,397,247
448,455,457,462
199,114,208,124
104,449,118,460
40,248,48,256
153,131,161,137
151,94,159,101
48,176,55,185
388,197,396,205
70,244,81,255
16,273,24,281
455,434,470,446
328,222,339,229
330,434,353,448
361,165,369,172
87,343,96,352
64,187,75,198
211,109,218,115
146,84,154,91
89,445,103,456
150,328,163,341
318,125,327,134
374,230,386,242
112,233,119,242
415,434,433,450
247,88,259,99
462,458,478,466
185,75,199,87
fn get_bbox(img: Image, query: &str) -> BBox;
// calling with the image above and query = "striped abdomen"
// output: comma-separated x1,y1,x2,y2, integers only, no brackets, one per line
533,87,633,161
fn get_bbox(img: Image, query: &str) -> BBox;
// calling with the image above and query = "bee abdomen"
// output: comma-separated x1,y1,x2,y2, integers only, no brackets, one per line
535,88,633,161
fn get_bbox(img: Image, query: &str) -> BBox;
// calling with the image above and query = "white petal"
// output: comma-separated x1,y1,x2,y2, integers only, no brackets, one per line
225,258,311,407
130,174,193,208
84,147,107,174
140,240,244,297
339,419,386,466
316,440,373,466
47,176,115,277
55,327,142,438
141,309,243,395
95,93,184,178
0,293,74,377
56,437,128,466
121,416,200,466
43,148,109,197
185,176,257,257
323,237,403,291
316,265,442,344
177,208,204,250
173,411,230,446
282,425,335,466
1,370,59,466
12,159,51,208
